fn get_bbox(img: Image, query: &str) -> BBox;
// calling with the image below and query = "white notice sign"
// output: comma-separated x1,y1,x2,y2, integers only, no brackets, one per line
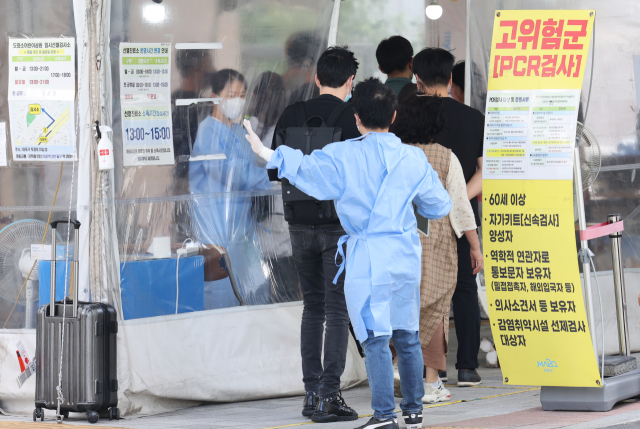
8,38,76,162
483,89,580,181
119,43,173,166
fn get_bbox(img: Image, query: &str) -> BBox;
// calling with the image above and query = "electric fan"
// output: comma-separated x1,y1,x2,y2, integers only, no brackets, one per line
0,220,55,328
576,121,602,189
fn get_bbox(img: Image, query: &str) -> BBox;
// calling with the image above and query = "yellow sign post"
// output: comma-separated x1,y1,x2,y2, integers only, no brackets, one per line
482,10,600,387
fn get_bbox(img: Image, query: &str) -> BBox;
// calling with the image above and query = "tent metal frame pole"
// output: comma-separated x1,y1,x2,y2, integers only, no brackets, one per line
328,0,342,47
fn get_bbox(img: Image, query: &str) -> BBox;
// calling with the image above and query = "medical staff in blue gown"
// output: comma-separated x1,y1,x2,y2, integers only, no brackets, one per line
190,69,272,308
243,78,452,429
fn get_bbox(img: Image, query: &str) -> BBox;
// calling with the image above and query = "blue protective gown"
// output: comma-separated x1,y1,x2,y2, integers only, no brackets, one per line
267,132,452,342
189,116,272,244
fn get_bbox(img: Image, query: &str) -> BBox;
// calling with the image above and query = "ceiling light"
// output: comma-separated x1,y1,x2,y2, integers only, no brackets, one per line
426,0,443,20
143,3,166,24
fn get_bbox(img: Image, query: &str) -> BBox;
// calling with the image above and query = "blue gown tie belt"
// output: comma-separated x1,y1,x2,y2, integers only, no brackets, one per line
332,231,408,284
333,234,361,284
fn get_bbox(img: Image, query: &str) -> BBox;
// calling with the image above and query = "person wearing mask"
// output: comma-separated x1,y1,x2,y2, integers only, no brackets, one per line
450,61,465,103
391,94,483,403
190,69,272,308
375,36,417,102
412,48,485,387
243,77,452,429
269,46,360,422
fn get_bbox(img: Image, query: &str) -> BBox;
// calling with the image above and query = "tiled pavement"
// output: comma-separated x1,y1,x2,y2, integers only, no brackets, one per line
2,324,640,429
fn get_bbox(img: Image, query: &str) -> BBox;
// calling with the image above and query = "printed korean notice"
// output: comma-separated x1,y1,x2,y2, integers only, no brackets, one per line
120,43,173,166
483,89,580,180
482,10,600,388
8,38,76,162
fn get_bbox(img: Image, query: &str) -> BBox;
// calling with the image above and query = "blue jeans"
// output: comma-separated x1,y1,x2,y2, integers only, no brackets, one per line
362,329,424,419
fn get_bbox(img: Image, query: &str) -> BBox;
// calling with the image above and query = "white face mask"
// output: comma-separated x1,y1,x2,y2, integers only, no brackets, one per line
220,97,245,120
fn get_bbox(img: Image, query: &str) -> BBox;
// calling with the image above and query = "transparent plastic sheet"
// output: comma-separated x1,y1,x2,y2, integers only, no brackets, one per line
107,0,338,316
0,0,83,415
0,1,79,332
115,191,300,317
469,0,640,353
100,0,368,415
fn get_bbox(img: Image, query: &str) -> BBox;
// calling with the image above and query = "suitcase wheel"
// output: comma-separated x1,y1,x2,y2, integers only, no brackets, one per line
87,410,100,424
33,408,44,422
109,407,120,420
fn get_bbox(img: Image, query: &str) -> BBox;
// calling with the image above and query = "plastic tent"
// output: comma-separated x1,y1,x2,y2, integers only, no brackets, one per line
0,0,370,416
0,0,638,419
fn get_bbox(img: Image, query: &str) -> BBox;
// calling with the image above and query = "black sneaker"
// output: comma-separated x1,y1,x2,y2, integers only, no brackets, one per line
457,369,482,386
355,417,398,429
302,391,319,418
402,411,423,429
311,391,358,423
438,371,448,382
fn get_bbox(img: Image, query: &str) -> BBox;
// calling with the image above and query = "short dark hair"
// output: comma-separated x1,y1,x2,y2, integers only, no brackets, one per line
413,48,455,87
375,36,413,74
286,31,324,68
176,49,210,78
390,94,445,144
316,46,359,88
210,69,246,95
352,77,398,130
452,61,465,92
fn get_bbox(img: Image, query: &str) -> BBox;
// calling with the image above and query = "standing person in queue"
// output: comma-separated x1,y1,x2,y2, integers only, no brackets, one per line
245,78,452,429
412,48,485,386
269,46,361,422
450,61,465,104
375,35,417,103
391,94,483,403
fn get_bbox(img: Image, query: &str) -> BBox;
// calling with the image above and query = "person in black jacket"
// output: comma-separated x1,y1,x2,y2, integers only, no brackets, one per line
413,48,485,388
270,46,361,422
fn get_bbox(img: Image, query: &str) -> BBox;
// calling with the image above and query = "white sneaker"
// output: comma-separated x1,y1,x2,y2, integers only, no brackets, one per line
421,379,451,404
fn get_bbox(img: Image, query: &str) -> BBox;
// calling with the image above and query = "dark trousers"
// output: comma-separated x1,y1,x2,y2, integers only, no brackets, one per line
452,234,481,370
289,223,349,396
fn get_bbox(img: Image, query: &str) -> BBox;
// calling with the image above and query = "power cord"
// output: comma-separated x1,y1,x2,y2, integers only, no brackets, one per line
175,252,181,315
581,247,605,383
176,238,197,314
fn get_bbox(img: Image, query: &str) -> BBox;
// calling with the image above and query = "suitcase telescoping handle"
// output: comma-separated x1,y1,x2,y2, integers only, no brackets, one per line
49,218,81,318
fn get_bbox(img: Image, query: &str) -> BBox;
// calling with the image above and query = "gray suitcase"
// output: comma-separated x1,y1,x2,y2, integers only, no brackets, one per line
34,218,119,424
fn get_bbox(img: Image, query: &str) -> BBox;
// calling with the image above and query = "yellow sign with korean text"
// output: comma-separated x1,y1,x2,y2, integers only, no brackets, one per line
482,10,600,387
489,10,594,91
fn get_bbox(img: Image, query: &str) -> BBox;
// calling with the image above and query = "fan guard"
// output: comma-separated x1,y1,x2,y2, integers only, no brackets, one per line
576,121,602,189
0,220,54,304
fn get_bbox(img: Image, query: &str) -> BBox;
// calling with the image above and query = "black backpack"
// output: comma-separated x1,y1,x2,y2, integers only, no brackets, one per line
275,101,351,224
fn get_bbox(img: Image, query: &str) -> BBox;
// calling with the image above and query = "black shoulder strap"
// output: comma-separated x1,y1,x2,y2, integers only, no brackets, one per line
326,102,351,127
294,102,307,127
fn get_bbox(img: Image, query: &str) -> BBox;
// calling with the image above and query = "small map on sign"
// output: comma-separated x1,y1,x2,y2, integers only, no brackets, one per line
8,100,75,160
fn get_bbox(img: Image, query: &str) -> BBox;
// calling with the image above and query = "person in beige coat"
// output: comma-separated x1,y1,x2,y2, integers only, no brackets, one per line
391,94,483,403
